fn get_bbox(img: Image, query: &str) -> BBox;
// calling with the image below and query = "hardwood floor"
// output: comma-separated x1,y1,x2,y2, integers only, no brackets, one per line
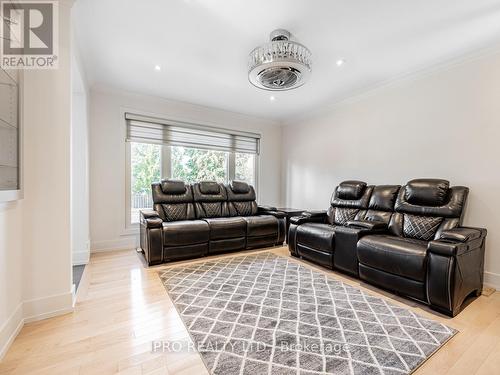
1,247,499,375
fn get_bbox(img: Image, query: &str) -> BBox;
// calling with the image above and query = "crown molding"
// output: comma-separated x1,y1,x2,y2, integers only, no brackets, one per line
90,83,283,128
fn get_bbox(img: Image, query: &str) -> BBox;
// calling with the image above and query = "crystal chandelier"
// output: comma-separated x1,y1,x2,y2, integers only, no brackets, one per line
248,29,312,91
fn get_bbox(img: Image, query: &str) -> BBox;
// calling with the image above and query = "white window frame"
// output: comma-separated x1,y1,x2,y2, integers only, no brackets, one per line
125,142,259,229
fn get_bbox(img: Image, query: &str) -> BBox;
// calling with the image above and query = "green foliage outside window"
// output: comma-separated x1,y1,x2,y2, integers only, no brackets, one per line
129,143,256,223
171,146,228,183
130,143,255,196
131,143,161,194
235,153,255,185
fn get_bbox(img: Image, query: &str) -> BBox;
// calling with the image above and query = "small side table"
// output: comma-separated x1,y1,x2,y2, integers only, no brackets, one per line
277,208,307,244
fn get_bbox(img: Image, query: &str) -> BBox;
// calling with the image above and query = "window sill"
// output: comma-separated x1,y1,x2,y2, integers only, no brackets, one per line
0,189,23,203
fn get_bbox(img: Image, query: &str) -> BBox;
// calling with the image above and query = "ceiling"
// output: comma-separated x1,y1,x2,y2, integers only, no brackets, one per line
73,0,500,122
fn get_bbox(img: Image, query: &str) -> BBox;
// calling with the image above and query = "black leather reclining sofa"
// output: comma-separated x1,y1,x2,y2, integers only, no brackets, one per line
140,180,285,265
289,179,487,316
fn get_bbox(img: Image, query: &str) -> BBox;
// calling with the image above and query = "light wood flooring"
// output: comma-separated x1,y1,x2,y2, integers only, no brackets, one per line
1,246,499,375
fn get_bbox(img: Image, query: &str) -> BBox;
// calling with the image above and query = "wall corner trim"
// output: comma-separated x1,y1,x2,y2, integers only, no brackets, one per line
0,303,24,361
73,249,90,265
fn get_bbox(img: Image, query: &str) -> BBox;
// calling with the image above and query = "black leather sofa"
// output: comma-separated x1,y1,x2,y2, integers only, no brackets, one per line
288,179,487,316
139,180,285,265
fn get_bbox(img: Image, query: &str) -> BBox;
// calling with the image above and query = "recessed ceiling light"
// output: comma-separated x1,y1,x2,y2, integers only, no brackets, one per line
154,65,161,71
336,59,345,67
270,96,275,101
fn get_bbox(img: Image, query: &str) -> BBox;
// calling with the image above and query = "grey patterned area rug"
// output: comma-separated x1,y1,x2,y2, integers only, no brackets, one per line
159,253,456,375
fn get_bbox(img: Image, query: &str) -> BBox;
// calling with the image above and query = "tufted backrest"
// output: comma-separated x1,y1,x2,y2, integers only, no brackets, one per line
226,181,258,216
192,181,229,218
358,185,401,225
151,180,195,222
389,179,468,240
327,181,374,226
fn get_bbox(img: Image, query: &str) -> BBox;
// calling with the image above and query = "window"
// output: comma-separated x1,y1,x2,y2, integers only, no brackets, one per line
125,113,259,226
130,142,161,224
171,146,228,183
235,152,255,186
0,65,21,202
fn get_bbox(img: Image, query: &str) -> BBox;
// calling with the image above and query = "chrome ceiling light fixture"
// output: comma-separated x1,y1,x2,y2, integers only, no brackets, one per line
248,29,312,91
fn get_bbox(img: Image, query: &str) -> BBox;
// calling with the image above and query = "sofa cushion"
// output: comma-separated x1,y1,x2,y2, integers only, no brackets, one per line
337,180,367,200
204,217,246,240
160,203,196,222
405,179,449,207
368,185,401,211
161,180,187,195
330,183,373,211
334,207,359,225
296,223,336,252
162,220,209,246
193,182,228,218
242,215,278,237
226,182,258,217
230,180,250,194
199,181,221,195
403,214,443,240
357,235,428,282
231,201,258,216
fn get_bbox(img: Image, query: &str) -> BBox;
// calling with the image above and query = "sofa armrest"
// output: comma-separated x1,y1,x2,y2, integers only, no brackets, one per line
139,209,164,266
332,224,385,276
346,220,387,231
440,227,485,242
426,226,487,316
140,209,163,229
289,211,327,225
428,227,487,256
257,205,285,219
428,241,465,257
289,216,309,225
258,205,277,213
264,210,286,219
302,210,327,218
288,210,329,256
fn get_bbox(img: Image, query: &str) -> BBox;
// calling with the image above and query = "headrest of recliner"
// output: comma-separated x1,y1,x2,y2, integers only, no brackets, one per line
337,181,367,200
230,180,250,194
199,181,221,195
369,185,401,211
404,179,450,206
161,179,186,195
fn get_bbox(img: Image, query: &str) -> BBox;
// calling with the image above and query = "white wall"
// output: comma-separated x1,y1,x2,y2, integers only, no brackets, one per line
282,48,500,289
89,88,282,252
0,0,74,359
22,0,73,319
71,29,90,266
0,201,24,359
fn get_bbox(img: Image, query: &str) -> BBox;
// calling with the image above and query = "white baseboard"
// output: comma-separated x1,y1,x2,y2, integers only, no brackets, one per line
0,246,85,360
73,240,90,265
0,303,23,361
91,237,138,253
73,250,90,265
23,291,74,323
0,291,75,361
484,271,500,290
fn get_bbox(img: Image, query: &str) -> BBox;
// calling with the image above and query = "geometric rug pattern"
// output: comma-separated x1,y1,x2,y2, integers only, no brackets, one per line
159,252,456,374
